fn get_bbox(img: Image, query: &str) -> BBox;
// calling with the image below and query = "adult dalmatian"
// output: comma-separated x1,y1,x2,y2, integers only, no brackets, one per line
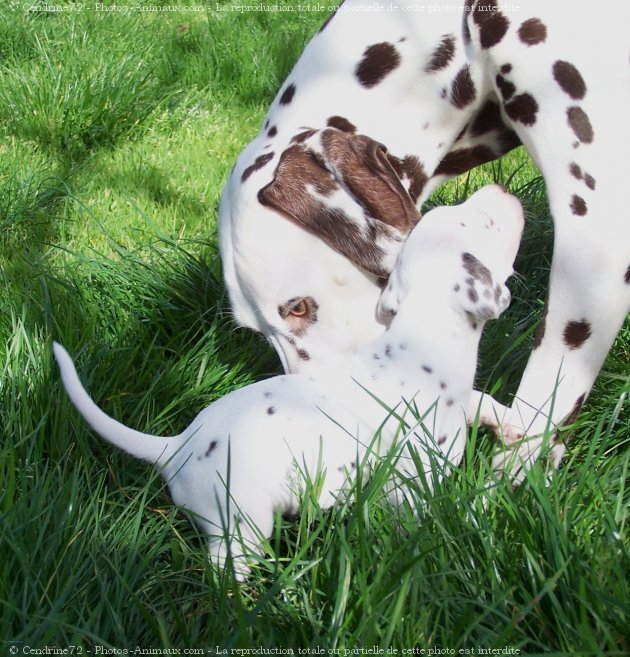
218,0,630,482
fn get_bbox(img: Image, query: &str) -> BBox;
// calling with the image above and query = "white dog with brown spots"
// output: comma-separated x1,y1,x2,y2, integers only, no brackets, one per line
54,185,523,580
219,0,630,482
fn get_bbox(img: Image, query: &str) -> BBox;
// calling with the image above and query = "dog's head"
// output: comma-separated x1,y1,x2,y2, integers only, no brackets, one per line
219,128,423,372
377,185,524,328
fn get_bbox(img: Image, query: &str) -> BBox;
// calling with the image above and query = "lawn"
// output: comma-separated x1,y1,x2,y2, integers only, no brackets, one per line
1,1,628,654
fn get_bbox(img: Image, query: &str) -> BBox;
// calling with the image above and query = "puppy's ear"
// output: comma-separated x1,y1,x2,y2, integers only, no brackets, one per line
456,252,512,322
258,130,421,277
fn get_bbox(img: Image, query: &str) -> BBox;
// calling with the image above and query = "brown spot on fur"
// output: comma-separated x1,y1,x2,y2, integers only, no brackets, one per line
570,194,587,216
388,155,428,202
435,145,496,176
291,129,317,144
426,34,456,72
504,93,539,126
471,99,506,136
495,74,515,100
242,152,274,182
450,65,476,109
518,18,547,46
297,348,311,361
563,319,592,349
355,42,401,88
205,440,218,458
280,84,296,105
564,393,586,427
462,252,493,286
327,116,357,133
569,163,596,190
569,162,582,180
473,0,510,49
553,61,586,100
567,107,594,143
533,298,549,349
500,63,512,74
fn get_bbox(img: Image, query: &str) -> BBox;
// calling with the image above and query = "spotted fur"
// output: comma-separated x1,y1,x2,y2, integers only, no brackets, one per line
219,0,630,486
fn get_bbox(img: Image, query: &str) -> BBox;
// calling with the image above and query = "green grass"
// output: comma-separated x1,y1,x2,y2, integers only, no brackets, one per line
1,1,629,653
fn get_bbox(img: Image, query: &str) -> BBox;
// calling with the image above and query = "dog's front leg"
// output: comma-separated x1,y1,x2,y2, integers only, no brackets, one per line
495,213,630,483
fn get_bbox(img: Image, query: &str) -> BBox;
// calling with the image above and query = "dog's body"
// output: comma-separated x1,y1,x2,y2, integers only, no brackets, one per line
219,0,630,480
56,186,523,579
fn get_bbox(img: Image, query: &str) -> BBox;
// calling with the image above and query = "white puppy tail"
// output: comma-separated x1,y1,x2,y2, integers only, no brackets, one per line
53,342,176,466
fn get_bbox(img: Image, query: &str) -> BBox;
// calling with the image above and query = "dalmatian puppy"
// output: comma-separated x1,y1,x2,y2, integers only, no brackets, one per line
54,185,523,580
218,0,630,482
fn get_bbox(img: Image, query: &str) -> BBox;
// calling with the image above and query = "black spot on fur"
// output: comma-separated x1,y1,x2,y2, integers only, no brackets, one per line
267,406,276,415
553,61,587,100
500,63,512,74
426,34,456,72
241,152,274,182
468,287,479,303
267,125,278,137
563,319,592,349
280,84,296,105
355,42,401,88
422,364,433,374
437,435,447,446
625,264,630,285
264,391,273,399
518,18,547,45
297,348,311,361
567,106,594,143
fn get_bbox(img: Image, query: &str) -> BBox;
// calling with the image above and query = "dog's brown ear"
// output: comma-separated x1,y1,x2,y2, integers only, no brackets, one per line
258,130,421,277
316,129,421,232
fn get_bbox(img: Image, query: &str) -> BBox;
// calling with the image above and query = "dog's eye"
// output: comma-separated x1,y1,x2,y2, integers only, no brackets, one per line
289,299,308,317
278,296,319,335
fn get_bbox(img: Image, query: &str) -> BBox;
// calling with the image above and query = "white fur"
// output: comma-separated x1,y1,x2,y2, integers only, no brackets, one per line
55,186,523,580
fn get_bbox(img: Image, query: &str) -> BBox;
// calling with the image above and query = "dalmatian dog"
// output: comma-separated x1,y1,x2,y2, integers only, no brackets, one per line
218,0,630,482
54,185,523,579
